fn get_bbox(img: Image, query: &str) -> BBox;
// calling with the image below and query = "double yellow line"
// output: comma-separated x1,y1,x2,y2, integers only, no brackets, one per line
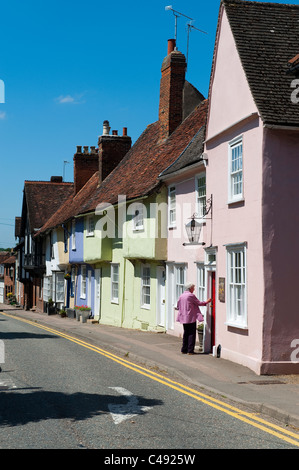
3,311,299,447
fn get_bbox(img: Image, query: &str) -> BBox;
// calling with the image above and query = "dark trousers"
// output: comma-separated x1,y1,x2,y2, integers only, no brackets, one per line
181,322,196,353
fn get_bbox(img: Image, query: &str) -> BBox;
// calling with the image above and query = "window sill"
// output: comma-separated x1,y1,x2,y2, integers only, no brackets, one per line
227,197,244,206
141,304,150,310
225,321,248,330
111,300,119,305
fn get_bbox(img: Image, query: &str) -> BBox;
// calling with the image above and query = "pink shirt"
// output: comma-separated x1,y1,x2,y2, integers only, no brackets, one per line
176,290,207,324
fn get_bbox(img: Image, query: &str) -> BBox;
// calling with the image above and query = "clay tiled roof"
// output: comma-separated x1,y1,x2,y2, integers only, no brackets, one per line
0,252,10,263
37,174,99,233
219,0,299,126
79,99,208,213
22,180,74,234
159,125,206,176
3,255,16,264
38,99,208,233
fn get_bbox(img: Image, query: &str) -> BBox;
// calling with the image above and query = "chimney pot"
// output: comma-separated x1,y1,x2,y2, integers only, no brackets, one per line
167,39,176,55
103,120,110,135
83,146,89,154
50,176,63,183
76,145,82,154
123,127,127,136
112,130,118,136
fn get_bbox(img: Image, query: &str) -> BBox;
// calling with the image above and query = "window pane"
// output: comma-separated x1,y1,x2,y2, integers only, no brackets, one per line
230,140,243,198
141,266,150,306
227,246,246,325
111,265,119,302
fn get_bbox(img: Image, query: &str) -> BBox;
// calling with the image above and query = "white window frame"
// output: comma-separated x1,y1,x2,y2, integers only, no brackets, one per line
43,276,51,302
141,264,151,308
174,264,186,304
111,263,119,304
81,265,86,299
197,263,206,302
72,220,76,250
196,173,206,219
133,202,144,232
226,243,247,328
86,215,95,237
56,272,65,303
168,185,176,228
228,136,243,203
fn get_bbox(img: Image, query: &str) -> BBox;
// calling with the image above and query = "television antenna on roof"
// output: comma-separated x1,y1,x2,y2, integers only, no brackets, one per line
165,5,193,48
186,21,208,68
165,6,207,68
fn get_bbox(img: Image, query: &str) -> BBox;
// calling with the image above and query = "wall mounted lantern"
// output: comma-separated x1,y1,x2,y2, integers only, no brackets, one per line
184,215,205,246
183,195,212,246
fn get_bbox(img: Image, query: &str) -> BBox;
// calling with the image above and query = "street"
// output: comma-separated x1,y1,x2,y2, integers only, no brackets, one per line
0,312,299,451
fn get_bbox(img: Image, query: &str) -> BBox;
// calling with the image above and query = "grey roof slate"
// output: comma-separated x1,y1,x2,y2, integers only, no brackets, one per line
160,125,206,176
222,0,299,126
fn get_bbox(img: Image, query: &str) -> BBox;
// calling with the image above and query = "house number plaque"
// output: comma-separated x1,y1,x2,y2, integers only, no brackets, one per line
219,277,225,302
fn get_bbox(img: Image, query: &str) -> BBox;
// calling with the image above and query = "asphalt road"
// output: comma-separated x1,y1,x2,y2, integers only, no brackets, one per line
0,313,298,452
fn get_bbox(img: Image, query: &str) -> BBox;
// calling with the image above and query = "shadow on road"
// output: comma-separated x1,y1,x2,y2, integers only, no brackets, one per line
0,332,57,340
0,390,163,426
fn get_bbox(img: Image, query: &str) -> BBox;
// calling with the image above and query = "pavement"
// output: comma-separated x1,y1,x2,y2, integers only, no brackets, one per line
1,303,299,429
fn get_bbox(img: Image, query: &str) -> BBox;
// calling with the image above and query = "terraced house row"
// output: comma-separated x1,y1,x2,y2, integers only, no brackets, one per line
12,1,299,375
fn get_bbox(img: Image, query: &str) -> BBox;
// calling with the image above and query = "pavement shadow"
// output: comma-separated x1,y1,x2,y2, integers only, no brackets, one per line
0,332,57,340
0,390,163,427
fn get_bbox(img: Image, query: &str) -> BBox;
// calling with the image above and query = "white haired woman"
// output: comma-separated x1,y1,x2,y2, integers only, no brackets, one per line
176,283,211,355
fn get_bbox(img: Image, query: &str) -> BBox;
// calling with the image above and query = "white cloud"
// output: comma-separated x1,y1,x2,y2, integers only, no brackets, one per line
55,93,85,104
0,111,6,120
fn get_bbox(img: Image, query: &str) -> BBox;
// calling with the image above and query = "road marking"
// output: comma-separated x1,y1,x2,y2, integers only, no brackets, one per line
3,312,299,447
108,387,152,424
0,377,17,390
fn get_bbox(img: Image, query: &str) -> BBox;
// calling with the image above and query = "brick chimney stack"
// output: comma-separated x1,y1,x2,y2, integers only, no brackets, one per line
73,146,98,194
158,39,187,142
98,120,132,184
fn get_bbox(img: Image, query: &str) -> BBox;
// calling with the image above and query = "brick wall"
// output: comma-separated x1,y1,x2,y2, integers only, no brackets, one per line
73,146,99,194
159,40,186,141
98,131,132,184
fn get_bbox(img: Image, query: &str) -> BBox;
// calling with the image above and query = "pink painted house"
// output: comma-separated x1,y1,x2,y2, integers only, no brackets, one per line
163,0,299,375
159,120,213,353
206,0,299,375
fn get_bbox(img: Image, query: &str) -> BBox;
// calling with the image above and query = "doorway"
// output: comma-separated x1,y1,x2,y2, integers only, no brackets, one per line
94,268,101,321
210,271,216,349
204,248,217,353
156,266,166,327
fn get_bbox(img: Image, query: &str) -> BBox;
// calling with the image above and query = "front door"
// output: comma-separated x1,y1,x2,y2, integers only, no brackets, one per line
211,272,216,348
157,266,166,327
94,269,101,321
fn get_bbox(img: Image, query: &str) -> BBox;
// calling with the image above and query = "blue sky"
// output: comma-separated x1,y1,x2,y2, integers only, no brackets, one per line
0,0,295,248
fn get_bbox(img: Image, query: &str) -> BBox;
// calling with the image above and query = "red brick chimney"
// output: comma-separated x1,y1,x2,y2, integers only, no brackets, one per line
158,39,187,142
98,121,132,184
73,146,98,194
